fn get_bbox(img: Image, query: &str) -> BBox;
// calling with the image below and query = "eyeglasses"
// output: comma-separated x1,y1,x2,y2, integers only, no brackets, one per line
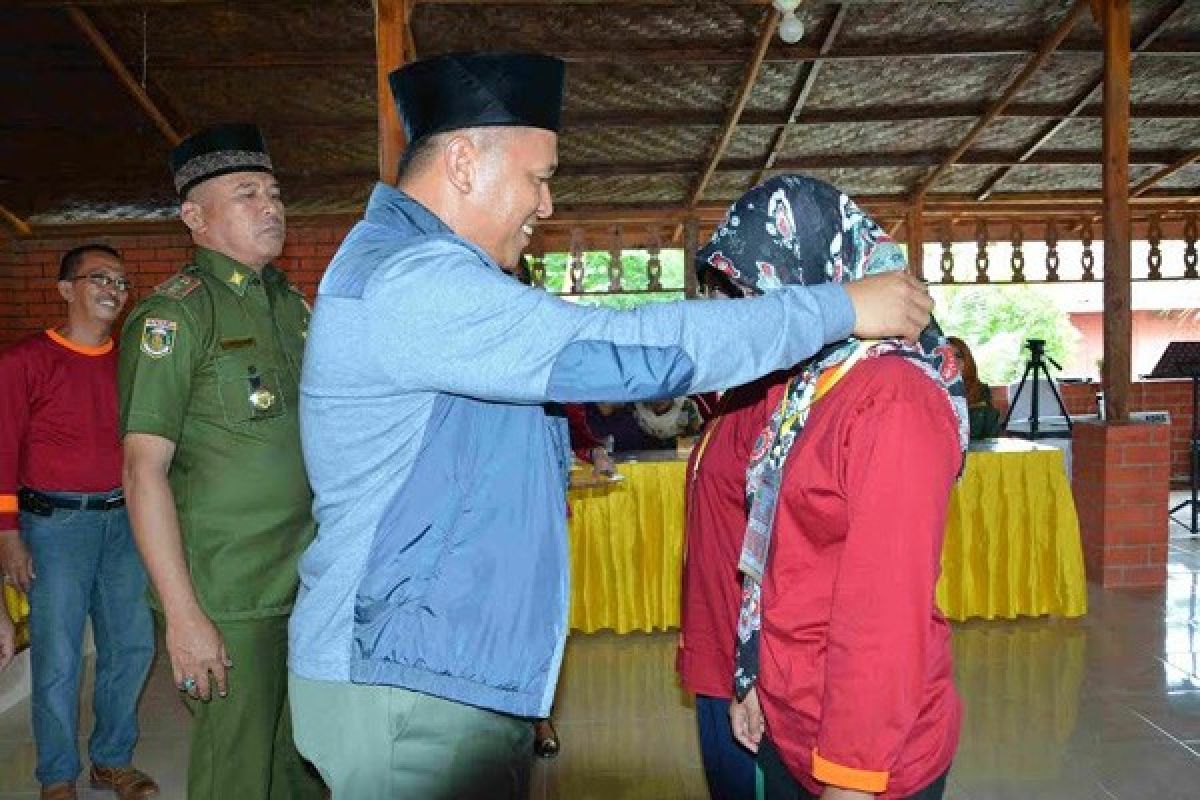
72,273,132,292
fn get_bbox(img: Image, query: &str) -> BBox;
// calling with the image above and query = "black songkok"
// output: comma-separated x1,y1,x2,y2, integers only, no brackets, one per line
388,52,565,144
169,123,273,197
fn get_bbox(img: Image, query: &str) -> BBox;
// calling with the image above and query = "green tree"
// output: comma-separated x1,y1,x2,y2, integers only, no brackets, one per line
934,285,1080,386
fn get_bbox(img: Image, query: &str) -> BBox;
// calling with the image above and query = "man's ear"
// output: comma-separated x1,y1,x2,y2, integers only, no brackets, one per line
443,134,476,195
56,279,75,304
180,199,205,234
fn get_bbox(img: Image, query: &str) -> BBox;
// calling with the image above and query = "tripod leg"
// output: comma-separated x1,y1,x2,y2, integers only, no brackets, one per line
1044,367,1073,429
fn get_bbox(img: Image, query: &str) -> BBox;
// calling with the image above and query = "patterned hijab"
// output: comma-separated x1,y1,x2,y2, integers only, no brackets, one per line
695,174,969,698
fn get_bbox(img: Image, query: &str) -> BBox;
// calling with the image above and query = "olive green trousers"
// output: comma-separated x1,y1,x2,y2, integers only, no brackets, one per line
160,613,325,800
290,673,533,800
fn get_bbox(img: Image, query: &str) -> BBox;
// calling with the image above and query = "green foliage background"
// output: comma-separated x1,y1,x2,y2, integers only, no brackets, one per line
541,250,685,310
933,285,1081,385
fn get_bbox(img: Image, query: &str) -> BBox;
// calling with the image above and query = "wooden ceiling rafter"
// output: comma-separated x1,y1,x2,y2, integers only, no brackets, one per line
16,40,1200,71
13,101,1200,136
557,148,1200,177
0,204,33,237
64,5,183,146
560,102,1200,128
976,0,1187,201
1132,148,1200,197
750,3,848,188
682,7,780,214
909,0,1090,202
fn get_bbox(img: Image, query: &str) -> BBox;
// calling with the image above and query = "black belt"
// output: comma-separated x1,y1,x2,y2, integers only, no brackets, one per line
17,487,125,515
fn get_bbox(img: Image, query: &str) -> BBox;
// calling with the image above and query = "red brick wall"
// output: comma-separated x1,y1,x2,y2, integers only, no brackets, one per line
0,220,351,349
1072,421,1171,588
993,379,1195,481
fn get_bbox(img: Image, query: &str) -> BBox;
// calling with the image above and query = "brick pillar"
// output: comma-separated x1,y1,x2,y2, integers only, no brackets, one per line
1071,420,1171,588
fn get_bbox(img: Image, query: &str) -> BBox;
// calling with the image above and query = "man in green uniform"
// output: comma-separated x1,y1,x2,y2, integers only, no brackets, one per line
118,123,323,800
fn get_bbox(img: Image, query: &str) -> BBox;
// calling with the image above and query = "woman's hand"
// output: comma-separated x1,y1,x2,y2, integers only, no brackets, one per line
729,686,765,752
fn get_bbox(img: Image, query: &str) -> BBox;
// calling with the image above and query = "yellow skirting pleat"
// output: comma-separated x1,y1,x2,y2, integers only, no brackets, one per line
937,447,1088,622
567,460,688,635
569,448,1088,633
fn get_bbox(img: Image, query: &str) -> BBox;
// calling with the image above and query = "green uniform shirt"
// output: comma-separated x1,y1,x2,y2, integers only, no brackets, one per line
118,247,314,620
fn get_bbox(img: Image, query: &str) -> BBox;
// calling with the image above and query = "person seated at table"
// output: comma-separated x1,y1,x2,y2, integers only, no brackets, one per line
584,400,699,452
946,336,1002,440
565,403,616,478
696,175,969,800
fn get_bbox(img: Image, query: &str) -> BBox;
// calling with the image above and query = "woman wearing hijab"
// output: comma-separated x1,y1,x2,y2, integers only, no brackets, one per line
694,175,968,800
945,336,1002,440
678,262,787,800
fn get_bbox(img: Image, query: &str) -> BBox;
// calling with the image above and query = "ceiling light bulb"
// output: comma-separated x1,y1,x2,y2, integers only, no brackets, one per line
772,0,802,13
779,11,805,44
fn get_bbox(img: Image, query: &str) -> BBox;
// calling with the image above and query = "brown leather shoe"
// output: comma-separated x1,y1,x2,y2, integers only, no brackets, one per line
39,783,76,800
89,765,159,799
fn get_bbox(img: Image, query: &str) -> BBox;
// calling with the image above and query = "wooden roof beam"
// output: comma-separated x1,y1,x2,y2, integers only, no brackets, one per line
374,0,414,186
975,0,1186,200
558,149,1197,177
1132,149,1200,197
10,102,1200,135
52,40,1199,71
909,0,1090,201
65,6,182,146
559,102,1200,129
683,8,779,213
751,3,848,187
0,204,32,237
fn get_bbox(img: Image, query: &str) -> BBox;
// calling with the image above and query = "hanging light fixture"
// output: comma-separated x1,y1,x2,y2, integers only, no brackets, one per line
773,0,805,44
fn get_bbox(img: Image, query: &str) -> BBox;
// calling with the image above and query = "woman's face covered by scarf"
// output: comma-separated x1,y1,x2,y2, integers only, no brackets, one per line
697,173,904,294
696,174,959,382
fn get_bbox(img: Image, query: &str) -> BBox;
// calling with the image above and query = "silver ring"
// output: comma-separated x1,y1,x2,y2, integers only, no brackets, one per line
180,676,197,692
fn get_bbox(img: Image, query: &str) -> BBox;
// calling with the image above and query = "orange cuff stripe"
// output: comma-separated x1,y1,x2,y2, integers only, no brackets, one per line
0,495,17,513
812,749,889,794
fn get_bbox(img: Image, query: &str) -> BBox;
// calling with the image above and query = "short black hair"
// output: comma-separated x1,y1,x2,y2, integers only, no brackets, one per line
59,243,121,281
396,133,446,183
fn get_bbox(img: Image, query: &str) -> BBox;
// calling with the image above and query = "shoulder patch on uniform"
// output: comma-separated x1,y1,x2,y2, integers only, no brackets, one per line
154,273,203,300
140,318,177,358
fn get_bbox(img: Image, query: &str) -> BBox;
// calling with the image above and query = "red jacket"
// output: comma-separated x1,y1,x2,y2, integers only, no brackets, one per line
677,372,789,697
759,356,962,798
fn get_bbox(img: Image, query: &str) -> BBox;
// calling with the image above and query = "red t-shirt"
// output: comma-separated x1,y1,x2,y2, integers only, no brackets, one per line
0,330,123,529
677,371,789,698
759,356,962,798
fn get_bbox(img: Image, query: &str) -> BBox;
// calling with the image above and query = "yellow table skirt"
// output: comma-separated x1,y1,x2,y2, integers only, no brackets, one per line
568,460,687,634
568,443,1087,633
938,443,1088,622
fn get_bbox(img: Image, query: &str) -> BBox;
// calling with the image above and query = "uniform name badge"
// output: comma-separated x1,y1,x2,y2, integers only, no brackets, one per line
140,318,177,358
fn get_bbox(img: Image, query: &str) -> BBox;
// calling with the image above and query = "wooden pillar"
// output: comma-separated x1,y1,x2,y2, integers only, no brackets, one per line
1101,0,1132,422
375,0,411,186
906,204,925,280
683,217,700,299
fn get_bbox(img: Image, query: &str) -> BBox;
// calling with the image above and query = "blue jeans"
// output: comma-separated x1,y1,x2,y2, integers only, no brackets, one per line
22,498,154,785
696,694,756,800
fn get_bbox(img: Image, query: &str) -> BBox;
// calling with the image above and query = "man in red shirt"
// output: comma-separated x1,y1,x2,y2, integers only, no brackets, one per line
0,245,158,800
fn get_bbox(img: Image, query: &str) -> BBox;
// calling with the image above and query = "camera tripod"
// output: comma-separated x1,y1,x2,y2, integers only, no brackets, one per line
1002,339,1072,439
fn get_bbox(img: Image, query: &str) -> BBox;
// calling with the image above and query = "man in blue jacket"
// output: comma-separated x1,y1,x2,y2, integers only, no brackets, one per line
288,51,934,800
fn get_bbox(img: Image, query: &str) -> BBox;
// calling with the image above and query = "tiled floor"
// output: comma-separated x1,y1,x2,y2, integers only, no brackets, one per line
4,505,1200,798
